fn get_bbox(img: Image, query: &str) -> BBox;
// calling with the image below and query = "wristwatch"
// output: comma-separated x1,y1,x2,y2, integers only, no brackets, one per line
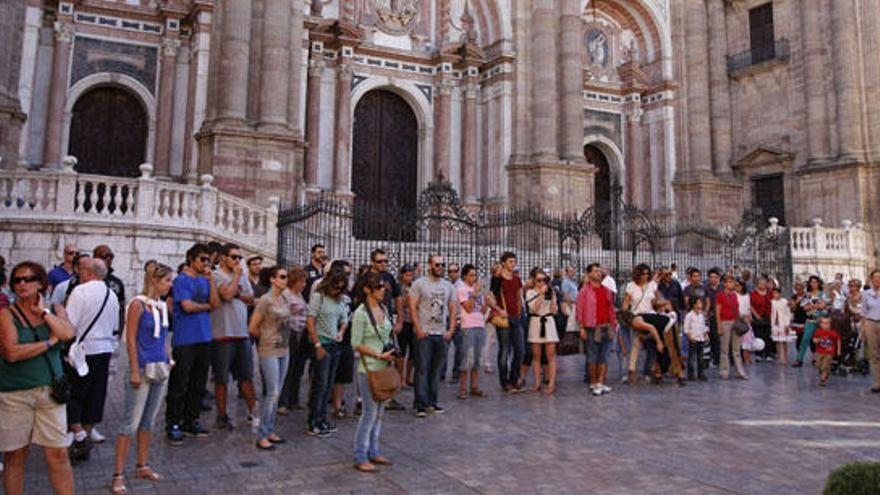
42,308,51,316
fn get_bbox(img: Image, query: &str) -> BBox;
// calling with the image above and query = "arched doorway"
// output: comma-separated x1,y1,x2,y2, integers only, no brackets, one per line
351,89,419,240
68,86,147,177
585,144,611,206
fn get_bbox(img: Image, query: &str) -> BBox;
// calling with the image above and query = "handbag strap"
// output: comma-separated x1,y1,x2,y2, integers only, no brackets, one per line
360,304,391,373
9,305,59,380
76,287,111,345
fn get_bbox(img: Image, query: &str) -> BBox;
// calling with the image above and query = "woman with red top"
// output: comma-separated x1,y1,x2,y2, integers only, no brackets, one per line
488,252,525,394
716,274,748,380
576,263,617,396
750,277,773,361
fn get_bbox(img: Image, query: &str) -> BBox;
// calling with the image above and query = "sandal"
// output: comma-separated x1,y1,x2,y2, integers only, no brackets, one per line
135,464,162,481
111,474,127,494
469,388,486,397
457,389,468,399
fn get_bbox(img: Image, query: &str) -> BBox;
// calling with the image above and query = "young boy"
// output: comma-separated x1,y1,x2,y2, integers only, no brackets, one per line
812,316,841,386
684,298,709,381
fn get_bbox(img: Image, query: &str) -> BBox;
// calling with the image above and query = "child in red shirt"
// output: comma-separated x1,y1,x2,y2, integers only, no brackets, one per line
812,316,841,386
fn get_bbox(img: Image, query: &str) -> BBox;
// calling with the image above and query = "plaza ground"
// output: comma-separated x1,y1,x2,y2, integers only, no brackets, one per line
18,351,880,494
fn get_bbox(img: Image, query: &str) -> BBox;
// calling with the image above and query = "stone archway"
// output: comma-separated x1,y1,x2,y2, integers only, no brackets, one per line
68,86,148,177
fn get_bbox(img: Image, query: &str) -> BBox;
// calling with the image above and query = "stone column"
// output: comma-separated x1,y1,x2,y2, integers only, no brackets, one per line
43,21,74,168
530,0,559,162
626,108,644,207
707,0,732,176
460,81,478,200
303,58,324,188
258,0,290,129
0,0,27,169
333,63,354,194
683,0,712,174
831,0,865,161
215,0,252,124
288,1,305,137
559,0,584,164
154,37,180,177
860,0,880,159
433,80,453,180
509,0,530,164
801,0,830,164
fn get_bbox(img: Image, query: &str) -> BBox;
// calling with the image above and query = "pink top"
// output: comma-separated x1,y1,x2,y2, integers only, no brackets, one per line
576,283,617,329
457,284,485,329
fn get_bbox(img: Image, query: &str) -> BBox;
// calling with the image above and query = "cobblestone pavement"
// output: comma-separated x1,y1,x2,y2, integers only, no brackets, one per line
16,351,880,495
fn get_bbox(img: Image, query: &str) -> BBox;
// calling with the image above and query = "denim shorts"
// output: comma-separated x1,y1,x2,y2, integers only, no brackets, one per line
119,369,168,436
586,325,612,365
460,327,487,371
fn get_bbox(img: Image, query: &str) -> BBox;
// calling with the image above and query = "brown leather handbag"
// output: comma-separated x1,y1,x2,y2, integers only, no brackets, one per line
361,307,401,402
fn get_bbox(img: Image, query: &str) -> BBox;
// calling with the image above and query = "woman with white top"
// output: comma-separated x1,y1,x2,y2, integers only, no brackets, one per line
770,287,794,364
525,267,559,395
622,264,661,384
735,279,754,364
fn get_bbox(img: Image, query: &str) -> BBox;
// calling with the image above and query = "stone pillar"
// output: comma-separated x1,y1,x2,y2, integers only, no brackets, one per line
559,0,584,164
258,0,290,129
626,108,644,207
0,0,27,169
683,0,712,175
333,63,353,194
707,0,732,176
460,81,478,200
530,0,559,162
433,80,453,180
288,1,305,137
215,0,252,124
801,0,831,164
43,22,74,168
831,0,865,162
860,0,880,159
303,58,324,188
183,11,212,183
154,37,180,177
509,0,530,164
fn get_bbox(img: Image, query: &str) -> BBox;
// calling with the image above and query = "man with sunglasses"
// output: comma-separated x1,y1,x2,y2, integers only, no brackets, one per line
210,243,257,432
369,249,406,411
47,243,77,291
409,255,457,417
166,243,220,445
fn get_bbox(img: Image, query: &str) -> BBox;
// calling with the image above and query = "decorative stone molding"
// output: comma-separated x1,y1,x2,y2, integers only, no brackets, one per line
308,59,326,77
139,163,154,179
199,173,214,188
337,63,355,80
61,155,77,172
161,37,181,57
53,21,74,43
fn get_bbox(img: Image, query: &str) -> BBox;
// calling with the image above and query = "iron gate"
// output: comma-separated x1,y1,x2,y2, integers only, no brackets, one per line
277,181,790,286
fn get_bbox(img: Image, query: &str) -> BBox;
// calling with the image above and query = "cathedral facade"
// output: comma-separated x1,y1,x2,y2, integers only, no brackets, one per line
1,0,879,258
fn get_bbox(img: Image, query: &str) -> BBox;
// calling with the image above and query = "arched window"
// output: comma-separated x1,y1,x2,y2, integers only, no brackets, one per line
68,86,148,178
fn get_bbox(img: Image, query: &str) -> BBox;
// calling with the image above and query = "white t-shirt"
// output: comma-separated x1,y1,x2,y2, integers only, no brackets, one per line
683,311,708,342
65,280,120,355
737,293,751,319
625,281,657,315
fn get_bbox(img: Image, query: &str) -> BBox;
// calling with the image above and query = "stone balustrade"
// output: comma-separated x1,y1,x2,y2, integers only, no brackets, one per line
788,217,868,282
0,158,277,256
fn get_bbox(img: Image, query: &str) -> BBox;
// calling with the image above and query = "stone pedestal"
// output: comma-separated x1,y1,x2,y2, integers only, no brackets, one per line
196,124,305,207
672,173,743,226
507,162,595,215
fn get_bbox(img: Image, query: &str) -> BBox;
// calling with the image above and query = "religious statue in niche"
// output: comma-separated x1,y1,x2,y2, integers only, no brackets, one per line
371,0,420,36
587,28,610,68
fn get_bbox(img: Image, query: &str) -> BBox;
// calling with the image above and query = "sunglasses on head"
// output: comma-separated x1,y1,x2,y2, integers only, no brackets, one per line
11,275,40,285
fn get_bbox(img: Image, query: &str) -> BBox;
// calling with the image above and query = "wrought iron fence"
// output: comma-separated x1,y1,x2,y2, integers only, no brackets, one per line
278,181,791,288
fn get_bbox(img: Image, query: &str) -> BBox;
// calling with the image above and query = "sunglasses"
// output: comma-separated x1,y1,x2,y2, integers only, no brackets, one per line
536,277,547,283
374,259,389,264
64,251,76,256
12,275,40,285
275,274,288,280
369,284,386,290
198,256,211,263
230,255,243,261
433,263,446,268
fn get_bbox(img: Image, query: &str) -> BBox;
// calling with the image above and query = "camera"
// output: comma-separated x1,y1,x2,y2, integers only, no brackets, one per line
544,288,553,301
382,342,400,357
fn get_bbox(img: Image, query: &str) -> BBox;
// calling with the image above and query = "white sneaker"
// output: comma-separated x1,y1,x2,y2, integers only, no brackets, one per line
600,384,613,393
590,385,602,396
89,428,106,443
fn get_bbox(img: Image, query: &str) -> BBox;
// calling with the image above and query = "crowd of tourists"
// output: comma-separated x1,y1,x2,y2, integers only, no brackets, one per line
1,242,880,494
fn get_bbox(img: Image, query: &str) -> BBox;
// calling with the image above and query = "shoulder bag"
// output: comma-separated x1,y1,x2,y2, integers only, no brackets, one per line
489,287,510,329
66,288,111,377
136,300,172,383
359,306,402,402
10,306,71,404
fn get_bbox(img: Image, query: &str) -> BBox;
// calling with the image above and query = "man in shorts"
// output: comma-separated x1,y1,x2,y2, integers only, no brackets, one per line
210,243,257,430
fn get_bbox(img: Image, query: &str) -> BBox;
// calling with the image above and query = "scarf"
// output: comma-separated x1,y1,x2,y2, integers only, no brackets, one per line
125,295,169,339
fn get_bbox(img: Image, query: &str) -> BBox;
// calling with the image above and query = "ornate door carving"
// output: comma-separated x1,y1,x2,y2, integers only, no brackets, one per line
68,86,147,178
352,90,418,239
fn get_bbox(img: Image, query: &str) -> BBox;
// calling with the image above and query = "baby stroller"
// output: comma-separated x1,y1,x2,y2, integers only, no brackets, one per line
831,315,869,376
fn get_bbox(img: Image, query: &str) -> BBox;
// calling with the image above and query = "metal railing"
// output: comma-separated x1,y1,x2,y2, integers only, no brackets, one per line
727,39,791,75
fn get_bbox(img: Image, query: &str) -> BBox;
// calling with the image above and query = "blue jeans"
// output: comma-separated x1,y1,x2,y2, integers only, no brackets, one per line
586,326,612,365
308,343,340,428
797,320,819,362
119,369,167,436
496,318,525,388
414,335,447,409
353,373,386,463
460,327,486,371
258,354,289,440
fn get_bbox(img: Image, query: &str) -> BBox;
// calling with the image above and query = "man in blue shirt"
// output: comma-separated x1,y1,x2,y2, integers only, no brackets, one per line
165,243,219,444
47,243,77,291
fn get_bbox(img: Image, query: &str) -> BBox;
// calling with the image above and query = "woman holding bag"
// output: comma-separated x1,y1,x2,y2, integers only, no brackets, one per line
111,263,174,494
350,272,396,473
